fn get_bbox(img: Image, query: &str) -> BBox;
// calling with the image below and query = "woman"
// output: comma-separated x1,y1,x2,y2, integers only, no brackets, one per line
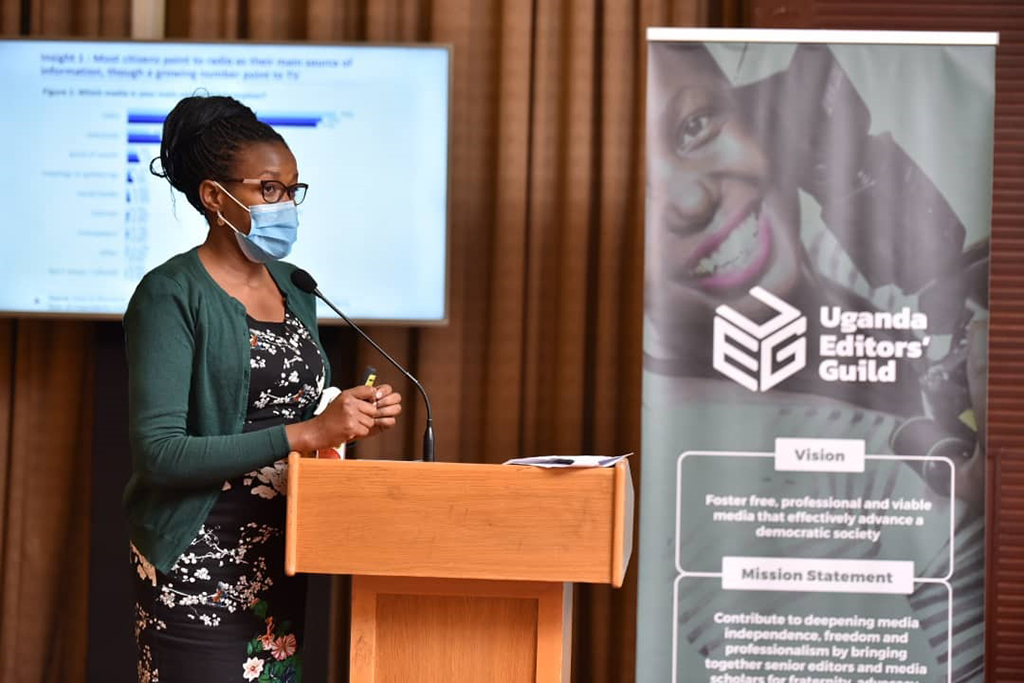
124,94,402,682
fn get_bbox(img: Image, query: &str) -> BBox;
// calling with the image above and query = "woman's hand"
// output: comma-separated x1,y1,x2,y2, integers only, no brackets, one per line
286,384,404,453
366,384,402,437
317,385,378,443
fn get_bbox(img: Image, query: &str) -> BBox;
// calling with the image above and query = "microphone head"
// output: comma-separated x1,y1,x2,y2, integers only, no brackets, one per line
290,268,318,294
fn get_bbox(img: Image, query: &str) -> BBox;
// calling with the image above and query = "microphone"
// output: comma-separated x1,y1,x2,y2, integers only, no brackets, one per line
291,268,435,462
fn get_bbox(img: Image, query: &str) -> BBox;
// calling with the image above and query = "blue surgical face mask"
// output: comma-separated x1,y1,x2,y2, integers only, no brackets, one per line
214,181,299,263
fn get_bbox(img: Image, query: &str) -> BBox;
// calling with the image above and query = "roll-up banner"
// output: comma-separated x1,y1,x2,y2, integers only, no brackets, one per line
638,29,997,683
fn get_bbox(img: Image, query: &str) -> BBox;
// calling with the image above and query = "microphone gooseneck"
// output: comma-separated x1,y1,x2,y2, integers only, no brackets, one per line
291,268,435,462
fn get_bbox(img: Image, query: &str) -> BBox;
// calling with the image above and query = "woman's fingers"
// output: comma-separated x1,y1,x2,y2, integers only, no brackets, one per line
341,386,378,415
347,384,377,401
374,398,402,417
324,383,403,440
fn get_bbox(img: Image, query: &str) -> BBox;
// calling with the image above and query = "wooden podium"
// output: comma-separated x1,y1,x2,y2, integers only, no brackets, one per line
285,453,634,683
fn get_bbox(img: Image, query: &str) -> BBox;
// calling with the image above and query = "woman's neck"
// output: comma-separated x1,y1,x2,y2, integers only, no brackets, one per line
198,224,267,287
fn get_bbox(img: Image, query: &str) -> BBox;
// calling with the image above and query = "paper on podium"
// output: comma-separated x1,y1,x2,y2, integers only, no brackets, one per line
502,453,632,468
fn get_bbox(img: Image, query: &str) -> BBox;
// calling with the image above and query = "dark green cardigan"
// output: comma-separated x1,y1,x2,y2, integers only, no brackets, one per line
123,248,330,573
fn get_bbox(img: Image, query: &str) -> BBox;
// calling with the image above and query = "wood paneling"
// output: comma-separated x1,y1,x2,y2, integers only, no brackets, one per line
350,576,571,683
285,454,634,585
375,594,537,682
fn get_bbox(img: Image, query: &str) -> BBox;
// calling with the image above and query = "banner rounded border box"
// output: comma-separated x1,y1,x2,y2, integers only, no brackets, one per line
674,451,956,683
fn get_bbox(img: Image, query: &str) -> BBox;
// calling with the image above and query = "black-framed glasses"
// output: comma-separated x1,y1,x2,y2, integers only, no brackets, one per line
224,178,309,205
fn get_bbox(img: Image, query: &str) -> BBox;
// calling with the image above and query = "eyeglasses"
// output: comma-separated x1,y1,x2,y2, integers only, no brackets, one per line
223,178,309,205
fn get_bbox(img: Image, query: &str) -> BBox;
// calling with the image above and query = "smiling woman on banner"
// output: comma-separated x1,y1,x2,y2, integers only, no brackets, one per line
644,43,988,498
123,94,402,682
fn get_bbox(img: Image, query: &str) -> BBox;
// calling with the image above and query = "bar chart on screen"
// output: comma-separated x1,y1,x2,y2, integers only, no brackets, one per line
0,39,450,322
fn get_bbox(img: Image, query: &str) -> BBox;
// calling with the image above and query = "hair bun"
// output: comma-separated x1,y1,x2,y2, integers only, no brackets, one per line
151,95,257,186
148,94,285,214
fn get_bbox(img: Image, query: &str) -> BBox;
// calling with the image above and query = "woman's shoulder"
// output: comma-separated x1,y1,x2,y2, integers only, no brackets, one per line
266,260,318,323
266,260,310,299
134,248,208,292
265,258,299,281
126,249,206,313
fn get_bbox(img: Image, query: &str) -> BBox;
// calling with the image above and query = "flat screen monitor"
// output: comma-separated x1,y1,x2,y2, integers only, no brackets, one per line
0,38,450,323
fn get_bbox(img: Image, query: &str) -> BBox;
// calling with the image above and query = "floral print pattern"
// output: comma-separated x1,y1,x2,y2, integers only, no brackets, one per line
142,520,280,627
135,602,166,683
133,305,323,682
243,600,302,681
245,311,325,426
243,459,290,501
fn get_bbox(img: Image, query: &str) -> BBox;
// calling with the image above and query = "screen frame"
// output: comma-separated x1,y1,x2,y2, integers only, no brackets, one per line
0,35,454,327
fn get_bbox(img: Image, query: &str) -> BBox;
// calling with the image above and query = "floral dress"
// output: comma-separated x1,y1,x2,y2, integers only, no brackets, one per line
133,309,325,683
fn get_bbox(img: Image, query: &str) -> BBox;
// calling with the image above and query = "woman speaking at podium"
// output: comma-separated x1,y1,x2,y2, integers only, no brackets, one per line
123,94,402,682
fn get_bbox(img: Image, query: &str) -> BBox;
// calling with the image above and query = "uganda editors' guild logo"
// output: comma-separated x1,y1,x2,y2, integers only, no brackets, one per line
713,287,807,392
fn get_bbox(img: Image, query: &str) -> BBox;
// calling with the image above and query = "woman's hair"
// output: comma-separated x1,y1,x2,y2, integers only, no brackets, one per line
150,95,286,214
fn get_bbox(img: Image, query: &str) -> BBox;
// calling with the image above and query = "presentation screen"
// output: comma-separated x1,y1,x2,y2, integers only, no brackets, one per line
0,38,450,323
